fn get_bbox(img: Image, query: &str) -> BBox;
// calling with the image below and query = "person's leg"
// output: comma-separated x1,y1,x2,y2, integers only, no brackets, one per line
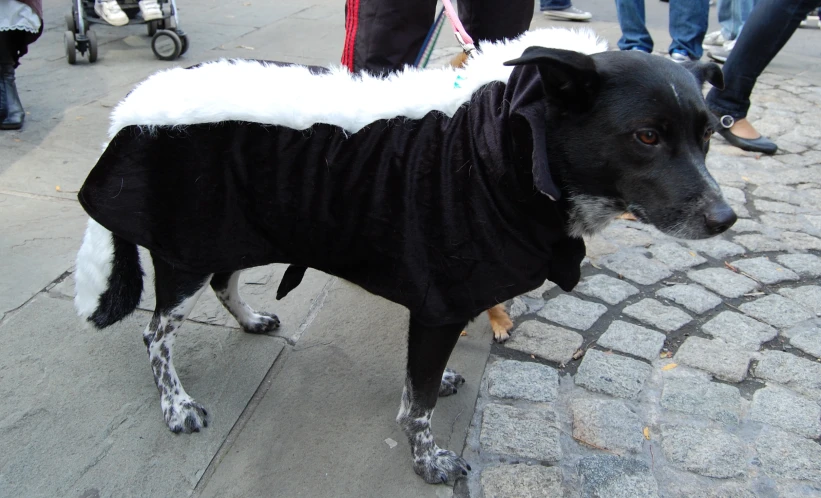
707,0,820,122
615,0,653,52
717,0,734,40
342,0,437,75
706,0,820,153
458,0,535,43
540,0,592,21
668,0,710,59
0,31,26,130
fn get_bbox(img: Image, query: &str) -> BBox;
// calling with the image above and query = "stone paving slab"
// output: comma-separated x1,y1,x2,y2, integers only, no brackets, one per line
537,294,607,331
756,429,821,485
787,319,821,359
599,250,672,285
570,398,644,453
0,294,285,497
729,256,800,284
479,404,561,463
749,386,821,439
674,337,753,382
504,320,583,365
577,456,660,498
739,294,815,329
486,359,558,403
480,465,563,498
660,369,743,425
753,350,821,402
780,285,821,315
701,311,778,351
656,284,722,314
687,268,759,298
199,281,491,498
622,298,692,332
574,274,639,305
0,194,88,319
660,425,747,478
575,349,652,400
777,253,821,277
596,320,665,361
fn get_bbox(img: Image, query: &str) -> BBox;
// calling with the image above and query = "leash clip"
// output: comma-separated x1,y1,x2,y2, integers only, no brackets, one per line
454,32,476,57
719,115,735,129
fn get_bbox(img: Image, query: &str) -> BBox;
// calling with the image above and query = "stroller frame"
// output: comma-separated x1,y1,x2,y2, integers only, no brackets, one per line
64,0,189,64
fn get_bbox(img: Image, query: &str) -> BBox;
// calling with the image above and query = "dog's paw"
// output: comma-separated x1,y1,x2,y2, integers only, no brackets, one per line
241,312,280,334
164,398,209,434
413,446,471,484
492,328,511,342
439,368,465,396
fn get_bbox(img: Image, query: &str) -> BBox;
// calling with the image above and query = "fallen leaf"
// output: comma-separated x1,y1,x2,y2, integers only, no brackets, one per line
55,186,61,192
530,354,536,359
643,427,650,440
659,351,672,358
460,330,467,336
662,363,678,371
741,176,750,182
689,251,697,257
572,348,585,360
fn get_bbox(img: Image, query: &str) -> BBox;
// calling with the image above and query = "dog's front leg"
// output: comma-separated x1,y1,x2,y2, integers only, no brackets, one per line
398,316,470,484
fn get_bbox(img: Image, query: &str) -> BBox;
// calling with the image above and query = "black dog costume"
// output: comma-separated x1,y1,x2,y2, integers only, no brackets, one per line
75,28,733,484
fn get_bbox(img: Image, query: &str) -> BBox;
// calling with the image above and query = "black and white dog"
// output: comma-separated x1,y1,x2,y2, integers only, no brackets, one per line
74,28,734,484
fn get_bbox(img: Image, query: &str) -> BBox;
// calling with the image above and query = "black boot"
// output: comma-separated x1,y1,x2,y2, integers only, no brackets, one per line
0,64,24,130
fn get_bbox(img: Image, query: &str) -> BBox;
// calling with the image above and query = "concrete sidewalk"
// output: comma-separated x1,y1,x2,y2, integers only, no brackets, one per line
1,0,820,496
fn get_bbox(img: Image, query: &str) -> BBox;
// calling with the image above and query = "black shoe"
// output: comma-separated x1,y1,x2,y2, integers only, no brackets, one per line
0,64,25,130
716,127,778,155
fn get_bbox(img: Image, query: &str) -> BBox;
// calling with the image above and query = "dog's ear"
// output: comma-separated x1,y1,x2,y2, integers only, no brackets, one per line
682,60,724,90
504,46,600,110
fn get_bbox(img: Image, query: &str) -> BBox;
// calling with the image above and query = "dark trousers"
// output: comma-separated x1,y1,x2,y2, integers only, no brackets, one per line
342,0,534,75
706,0,821,120
0,29,42,68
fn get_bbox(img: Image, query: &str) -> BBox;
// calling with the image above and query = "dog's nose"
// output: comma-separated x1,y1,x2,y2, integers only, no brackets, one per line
704,202,737,235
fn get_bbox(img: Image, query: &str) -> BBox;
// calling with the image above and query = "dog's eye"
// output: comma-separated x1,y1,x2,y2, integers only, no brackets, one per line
635,130,659,145
703,129,714,142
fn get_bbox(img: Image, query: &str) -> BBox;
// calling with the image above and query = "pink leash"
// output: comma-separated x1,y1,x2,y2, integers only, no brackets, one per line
440,0,476,56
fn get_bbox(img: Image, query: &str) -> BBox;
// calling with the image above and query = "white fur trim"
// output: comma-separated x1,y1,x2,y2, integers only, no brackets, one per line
109,28,607,137
74,218,114,319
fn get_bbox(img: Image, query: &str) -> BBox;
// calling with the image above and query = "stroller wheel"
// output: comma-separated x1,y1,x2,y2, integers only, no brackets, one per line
65,14,76,33
64,30,77,65
178,32,189,55
151,30,182,61
87,30,98,63
147,20,158,37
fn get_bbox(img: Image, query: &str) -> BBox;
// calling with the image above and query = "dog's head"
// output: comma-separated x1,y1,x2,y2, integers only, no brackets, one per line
504,47,735,240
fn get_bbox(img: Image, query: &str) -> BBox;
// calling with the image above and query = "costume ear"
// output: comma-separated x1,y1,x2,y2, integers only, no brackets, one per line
513,106,562,201
504,46,600,111
682,60,724,89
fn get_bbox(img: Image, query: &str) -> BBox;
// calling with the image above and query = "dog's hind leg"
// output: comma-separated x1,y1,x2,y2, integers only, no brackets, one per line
145,255,212,433
210,271,280,334
398,316,471,484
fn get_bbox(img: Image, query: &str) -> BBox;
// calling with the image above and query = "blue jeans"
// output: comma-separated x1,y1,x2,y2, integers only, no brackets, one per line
616,0,710,59
541,0,571,9
707,0,821,120
717,0,755,40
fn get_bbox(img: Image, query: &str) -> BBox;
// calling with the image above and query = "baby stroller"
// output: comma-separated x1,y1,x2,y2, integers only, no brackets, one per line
64,0,188,64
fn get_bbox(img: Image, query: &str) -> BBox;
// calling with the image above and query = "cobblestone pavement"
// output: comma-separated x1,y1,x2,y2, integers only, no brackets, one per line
453,70,821,497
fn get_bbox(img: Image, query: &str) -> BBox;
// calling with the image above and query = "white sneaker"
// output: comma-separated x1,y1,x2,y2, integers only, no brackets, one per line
139,0,163,21
95,0,128,26
702,30,726,46
542,6,592,22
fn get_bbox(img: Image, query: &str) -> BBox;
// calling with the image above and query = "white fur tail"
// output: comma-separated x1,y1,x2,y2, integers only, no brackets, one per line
75,218,144,328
